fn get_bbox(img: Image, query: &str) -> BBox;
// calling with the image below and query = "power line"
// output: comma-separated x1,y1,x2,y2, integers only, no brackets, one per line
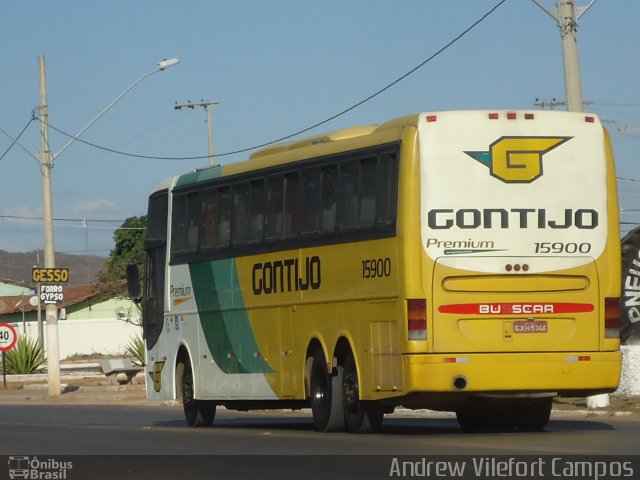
0,117,35,161
36,0,508,162
0,214,126,223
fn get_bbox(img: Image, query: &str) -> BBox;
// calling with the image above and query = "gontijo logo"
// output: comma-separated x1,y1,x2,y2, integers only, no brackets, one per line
465,136,572,183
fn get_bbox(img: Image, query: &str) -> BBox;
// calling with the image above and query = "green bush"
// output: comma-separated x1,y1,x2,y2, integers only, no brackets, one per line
125,333,145,366
2,336,46,374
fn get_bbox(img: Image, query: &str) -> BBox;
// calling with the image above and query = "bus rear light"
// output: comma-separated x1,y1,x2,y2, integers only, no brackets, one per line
525,113,535,120
488,113,499,120
408,299,427,340
585,116,595,123
566,355,591,362
426,115,438,122
443,357,469,363
507,112,517,120
604,297,620,338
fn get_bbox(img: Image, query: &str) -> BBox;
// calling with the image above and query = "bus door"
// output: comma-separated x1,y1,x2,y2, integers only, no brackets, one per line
143,190,168,352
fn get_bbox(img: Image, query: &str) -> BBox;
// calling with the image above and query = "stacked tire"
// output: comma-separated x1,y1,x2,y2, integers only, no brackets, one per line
621,228,640,345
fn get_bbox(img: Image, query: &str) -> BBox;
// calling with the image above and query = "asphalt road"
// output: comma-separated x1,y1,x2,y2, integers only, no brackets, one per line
1,404,638,479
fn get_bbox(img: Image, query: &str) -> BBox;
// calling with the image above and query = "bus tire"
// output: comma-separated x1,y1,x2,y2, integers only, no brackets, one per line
456,406,490,432
487,401,516,432
514,397,552,432
343,352,383,433
180,359,216,427
309,349,345,432
621,227,640,344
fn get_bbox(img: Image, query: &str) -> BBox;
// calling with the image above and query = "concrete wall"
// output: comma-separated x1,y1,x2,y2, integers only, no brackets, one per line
617,345,640,396
18,319,142,359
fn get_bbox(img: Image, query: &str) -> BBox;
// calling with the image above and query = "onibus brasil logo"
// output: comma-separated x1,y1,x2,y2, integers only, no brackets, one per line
465,136,572,183
8,456,73,479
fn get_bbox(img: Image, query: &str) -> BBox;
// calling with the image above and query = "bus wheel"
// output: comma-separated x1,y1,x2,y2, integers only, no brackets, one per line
181,359,216,427
514,397,552,432
456,404,490,432
343,352,383,433
487,402,516,432
309,349,345,432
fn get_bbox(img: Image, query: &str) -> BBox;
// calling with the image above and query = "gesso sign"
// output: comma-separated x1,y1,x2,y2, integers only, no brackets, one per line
32,267,70,283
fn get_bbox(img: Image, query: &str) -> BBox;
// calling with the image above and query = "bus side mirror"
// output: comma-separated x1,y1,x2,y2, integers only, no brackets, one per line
126,264,142,302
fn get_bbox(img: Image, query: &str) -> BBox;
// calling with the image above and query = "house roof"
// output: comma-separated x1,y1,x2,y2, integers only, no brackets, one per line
0,280,126,316
0,277,32,289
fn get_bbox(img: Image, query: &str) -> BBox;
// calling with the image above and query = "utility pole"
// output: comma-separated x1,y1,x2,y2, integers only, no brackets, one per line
531,0,598,112
0,57,180,397
533,0,608,410
175,100,219,166
38,55,61,396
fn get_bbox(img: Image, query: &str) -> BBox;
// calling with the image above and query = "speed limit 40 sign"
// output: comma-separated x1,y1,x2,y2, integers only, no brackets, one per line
0,323,18,352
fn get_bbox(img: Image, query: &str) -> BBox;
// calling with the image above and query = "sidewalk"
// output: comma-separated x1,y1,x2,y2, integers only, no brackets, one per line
0,363,152,405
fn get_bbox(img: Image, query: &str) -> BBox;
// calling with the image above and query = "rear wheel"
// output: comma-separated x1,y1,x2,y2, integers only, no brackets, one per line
456,404,491,432
309,349,344,432
181,358,216,427
456,398,516,432
343,352,383,433
514,397,553,432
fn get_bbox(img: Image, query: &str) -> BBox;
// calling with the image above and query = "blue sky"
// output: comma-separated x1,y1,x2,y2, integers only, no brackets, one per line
1,0,639,258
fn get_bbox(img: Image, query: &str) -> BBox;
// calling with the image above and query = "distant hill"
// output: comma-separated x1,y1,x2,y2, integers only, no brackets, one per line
0,250,107,286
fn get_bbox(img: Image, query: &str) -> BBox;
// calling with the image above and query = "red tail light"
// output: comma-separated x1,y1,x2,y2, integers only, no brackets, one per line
604,297,620,339
408,299,427,340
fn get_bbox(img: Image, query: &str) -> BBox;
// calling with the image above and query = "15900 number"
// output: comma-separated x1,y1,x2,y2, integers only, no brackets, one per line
362,258,391,279
534,242,591,254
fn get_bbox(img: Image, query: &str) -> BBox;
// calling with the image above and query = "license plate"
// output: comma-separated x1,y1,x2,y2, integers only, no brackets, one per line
513,320,548,333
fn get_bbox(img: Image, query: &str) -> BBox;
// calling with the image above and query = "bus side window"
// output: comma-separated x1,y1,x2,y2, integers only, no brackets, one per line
377,152,398,226
217,186,232,247
171,191,200,254
232,183,250,245
284,172,301,237
302,167,320,234
171,194,187,254
321,165,337,233
185,192,200,252
200,189,217,250
359,157,377,227
250,179,265,243
339,160,359,229
266,176,284,240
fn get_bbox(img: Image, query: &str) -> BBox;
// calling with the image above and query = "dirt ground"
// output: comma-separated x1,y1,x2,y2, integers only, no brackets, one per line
554,395,640,415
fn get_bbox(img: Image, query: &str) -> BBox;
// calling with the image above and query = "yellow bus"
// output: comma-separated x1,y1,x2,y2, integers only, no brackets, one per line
128,110,622,433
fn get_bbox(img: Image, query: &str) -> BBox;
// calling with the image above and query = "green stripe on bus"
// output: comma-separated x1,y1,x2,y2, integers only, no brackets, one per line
176,165,223,187
189,259,274,374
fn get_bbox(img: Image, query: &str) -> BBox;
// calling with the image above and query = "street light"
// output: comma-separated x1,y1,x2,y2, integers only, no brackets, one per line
53,58,181,160
36,55,180,396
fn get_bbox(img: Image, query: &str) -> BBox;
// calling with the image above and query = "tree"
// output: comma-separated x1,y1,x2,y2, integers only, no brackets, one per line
99,215,147,282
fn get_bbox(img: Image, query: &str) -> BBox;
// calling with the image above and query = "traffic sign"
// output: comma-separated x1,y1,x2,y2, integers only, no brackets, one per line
0,323,18,352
